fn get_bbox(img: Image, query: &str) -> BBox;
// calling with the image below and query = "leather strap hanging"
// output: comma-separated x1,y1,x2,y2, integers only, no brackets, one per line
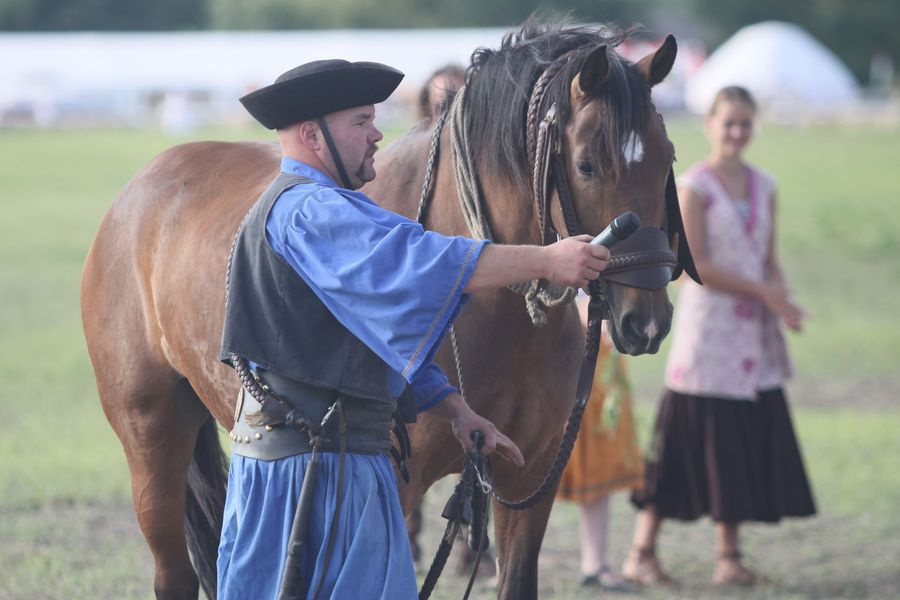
317,117,353,189
665,167,702,283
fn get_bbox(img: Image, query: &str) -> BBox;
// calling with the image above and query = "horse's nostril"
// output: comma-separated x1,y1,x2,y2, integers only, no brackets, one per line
620,312,645,341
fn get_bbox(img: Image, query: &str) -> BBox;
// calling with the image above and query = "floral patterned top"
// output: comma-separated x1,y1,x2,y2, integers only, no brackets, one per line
664,163,793,400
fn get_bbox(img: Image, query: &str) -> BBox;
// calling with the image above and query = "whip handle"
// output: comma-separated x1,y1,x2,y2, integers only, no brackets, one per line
277,456,320,600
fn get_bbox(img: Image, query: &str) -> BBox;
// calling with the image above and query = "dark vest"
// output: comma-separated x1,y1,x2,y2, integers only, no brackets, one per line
219,172,396,404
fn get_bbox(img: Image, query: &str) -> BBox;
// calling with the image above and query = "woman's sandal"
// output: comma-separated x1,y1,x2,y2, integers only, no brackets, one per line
622,546,679,587
580,566,635,592
713,551,764,586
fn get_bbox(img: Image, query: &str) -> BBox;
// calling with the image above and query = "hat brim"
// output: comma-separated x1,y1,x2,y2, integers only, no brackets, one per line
240,61,404,130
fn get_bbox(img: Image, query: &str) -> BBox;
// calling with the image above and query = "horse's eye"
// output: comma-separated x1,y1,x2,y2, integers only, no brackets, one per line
577,161,594,178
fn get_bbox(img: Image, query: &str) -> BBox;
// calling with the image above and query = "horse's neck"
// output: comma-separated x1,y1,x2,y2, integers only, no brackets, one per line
468,167,540,245
372,123,540,246
367,126,433,220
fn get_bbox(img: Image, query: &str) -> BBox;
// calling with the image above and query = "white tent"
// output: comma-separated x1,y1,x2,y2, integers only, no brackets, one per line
684,21,860,118
0,29,505,126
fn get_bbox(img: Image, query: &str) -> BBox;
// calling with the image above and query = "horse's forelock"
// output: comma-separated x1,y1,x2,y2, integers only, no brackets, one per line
465,19,654,187
556,52,652,179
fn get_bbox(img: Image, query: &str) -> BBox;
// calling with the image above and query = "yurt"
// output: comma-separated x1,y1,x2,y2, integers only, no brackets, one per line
684,21,860,118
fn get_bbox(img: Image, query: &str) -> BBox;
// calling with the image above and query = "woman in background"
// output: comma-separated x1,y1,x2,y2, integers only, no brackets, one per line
623,86,816,586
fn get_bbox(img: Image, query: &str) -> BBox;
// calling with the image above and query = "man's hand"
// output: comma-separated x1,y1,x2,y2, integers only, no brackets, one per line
543,235,611,288
464,236,610,293
426,393,525,467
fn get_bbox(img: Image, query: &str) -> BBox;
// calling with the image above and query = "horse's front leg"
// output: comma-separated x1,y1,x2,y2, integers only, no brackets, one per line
492,491,555,600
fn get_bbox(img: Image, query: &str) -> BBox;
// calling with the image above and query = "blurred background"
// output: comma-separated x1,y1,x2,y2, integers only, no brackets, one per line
0,1,898,599
1,0,898,128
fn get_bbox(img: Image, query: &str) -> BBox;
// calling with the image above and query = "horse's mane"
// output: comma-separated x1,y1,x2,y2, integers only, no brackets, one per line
462,17,651,190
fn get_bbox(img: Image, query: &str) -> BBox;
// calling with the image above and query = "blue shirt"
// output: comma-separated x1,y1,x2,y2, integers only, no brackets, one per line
264,157,487,412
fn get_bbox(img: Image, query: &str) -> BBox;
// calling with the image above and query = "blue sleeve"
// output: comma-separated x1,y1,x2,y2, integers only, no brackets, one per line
410,361,456,413
267,183,487,384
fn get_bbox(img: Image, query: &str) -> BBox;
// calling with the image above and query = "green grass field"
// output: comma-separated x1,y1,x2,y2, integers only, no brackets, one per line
1,118,898,599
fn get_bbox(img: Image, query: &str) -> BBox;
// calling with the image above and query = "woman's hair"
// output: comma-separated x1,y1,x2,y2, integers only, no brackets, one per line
418,64,466,119
709,86,757,116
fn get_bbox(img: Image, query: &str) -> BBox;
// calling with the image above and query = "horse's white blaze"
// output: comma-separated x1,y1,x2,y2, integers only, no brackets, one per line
622,131,644,165
642,304,658,350
644,320,658,343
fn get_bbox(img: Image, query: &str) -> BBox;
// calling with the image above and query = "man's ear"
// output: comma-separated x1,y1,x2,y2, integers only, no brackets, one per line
297,120,320,151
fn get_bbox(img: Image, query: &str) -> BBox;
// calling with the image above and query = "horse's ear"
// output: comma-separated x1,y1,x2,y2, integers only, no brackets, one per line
635,34,677,87
573,45,609,98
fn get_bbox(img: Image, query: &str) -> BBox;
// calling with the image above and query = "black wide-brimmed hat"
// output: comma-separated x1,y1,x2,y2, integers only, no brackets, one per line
240,59,404,130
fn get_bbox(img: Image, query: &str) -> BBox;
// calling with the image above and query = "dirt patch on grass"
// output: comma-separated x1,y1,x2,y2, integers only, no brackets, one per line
634,375,900,411
0,500,156,599
6,483,899,600
4,376,899,599
786,375,900,410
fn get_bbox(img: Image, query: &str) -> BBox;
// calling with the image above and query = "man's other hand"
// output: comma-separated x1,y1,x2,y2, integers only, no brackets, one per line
426,392,525,467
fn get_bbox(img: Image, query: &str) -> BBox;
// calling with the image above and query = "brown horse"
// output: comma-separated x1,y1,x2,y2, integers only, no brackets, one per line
82,20,687,600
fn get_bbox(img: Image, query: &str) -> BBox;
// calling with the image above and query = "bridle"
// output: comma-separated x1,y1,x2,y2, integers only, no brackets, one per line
417,48,699,322
417,48,700,302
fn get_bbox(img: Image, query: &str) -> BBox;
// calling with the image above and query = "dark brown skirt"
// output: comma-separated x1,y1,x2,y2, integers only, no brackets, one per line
630,388,817,523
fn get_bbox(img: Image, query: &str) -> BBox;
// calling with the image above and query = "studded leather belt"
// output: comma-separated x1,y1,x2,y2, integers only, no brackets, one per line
229,370,396,461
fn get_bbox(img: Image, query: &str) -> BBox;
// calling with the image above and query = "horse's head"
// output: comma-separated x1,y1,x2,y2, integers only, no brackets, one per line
463,21,698,355
548,35,691,355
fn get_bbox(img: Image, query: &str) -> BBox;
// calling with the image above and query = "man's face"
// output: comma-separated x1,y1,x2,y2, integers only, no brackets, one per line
321,105,383,189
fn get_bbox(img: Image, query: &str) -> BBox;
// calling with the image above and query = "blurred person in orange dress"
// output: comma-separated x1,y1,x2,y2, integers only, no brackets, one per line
557,296,643,590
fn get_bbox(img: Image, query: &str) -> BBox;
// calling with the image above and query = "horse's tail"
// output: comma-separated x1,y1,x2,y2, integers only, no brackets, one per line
185,415,229,600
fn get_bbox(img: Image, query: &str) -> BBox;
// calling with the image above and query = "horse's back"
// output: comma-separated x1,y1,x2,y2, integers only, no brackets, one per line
106,140,279,231
82,140,280,424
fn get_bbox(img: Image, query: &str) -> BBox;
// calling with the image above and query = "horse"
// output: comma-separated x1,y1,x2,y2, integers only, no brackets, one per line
81,19,691,600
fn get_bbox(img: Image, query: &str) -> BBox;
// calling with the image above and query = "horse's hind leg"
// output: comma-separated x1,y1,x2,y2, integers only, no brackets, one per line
492,494,555,600
99,367,214,599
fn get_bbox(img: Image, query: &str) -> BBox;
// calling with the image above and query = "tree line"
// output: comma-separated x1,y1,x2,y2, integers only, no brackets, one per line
1,0,896,84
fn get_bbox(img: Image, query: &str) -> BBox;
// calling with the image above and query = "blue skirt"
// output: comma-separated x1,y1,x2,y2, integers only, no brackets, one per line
217,452,418,600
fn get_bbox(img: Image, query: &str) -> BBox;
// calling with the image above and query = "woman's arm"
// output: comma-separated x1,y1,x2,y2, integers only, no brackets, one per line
680,185,768,297
681,185,803,331
762,192,805,331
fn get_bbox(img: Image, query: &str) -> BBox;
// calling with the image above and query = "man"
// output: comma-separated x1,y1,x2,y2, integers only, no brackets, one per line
217,59,610,600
